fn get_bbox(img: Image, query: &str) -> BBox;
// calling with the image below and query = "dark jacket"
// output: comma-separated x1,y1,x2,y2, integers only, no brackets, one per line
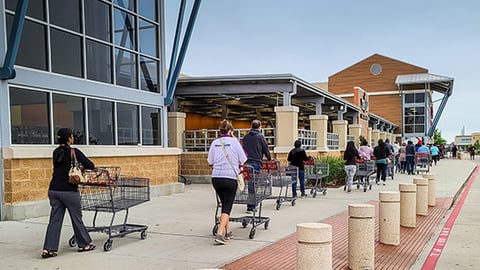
373,145,391,160
406,144,416,156
49,145,95,192
242,129,271,163
287,147,309,170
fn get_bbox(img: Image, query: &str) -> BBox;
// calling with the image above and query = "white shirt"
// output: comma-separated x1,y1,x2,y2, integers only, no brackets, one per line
207,136,247,180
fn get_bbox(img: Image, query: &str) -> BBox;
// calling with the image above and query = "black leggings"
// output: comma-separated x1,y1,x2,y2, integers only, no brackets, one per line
212,177,237,215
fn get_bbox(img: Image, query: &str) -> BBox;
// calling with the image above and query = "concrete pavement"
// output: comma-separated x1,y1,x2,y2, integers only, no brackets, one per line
0,157,477,270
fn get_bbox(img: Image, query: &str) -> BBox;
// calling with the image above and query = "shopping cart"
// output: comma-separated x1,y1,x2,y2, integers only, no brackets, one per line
355,160,375,192
415,153,431,174
213,166,272,239
69,167,150,251
304,158,329,197
387,155,395,180
270,163,298,210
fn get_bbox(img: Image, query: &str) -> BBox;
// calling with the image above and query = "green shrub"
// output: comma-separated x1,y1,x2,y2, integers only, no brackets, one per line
306,156,346,187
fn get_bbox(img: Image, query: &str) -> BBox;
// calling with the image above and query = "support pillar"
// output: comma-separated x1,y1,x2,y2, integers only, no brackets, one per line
371,129,380,147
309,114,328,151
379,191,400,245
332,120,348,150
413,177,428,216
367,127,372,146
167,112,186,148
348,203,375,270
297,223,332,270
399,183,416,228
348,124,362,146
379,131,387,141
274,106,299,152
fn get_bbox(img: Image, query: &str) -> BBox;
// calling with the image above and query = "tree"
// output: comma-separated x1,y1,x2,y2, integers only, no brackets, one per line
433,129,447,145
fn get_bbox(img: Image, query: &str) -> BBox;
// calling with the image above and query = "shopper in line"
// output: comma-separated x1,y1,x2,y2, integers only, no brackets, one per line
398,142,407,173
208,120,247,245
287,139,311,198
42,128,96,259
343,141,360,193
405,140,416,175
242,119,271,212
373,139,391,185
430,143,440,165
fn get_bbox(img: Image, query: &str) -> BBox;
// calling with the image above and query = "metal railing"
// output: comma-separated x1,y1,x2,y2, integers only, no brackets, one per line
327,132,339,150
298,129,317,150
183,128,275,152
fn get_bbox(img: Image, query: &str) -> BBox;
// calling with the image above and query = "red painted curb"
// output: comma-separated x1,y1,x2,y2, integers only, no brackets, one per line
421,165,479,269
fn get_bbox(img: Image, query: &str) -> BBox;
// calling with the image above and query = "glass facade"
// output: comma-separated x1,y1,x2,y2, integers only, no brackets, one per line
5,1,164,146
5,0,160,92
403,93,427,135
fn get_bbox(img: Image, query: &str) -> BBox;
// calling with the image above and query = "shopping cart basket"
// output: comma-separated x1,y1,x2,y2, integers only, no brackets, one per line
69,167,150,251
213,166,272,239
415,153,431,174
304,159,329,197
271,163,298,210
355,160,375,192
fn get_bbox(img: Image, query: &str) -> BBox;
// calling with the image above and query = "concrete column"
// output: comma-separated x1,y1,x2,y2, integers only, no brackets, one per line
413,177,428,216
371,129,380,147
167,112,186,148
297,223,332,270
367,127,372,146
379,191,400,245
379,131,387,141
399,183,416,228
349,124,362,146
274,106,299,152
348,203,375,270
423,173,436,206
332,120,348,150
309,114,328,151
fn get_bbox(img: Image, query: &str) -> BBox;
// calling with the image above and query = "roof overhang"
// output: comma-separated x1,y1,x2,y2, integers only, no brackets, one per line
395,73,454,96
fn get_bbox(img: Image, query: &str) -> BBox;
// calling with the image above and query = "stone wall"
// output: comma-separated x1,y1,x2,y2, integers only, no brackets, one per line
3,155,180,204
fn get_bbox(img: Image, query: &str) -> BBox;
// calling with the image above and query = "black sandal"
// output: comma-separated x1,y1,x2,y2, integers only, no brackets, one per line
41,250,57,259
77,244,96,252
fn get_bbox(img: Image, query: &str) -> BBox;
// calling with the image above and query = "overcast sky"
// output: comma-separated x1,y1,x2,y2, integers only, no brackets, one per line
165,0,480,143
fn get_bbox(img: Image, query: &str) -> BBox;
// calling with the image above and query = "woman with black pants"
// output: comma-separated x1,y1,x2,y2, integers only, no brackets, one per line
41,128,96,258
373,139,391,185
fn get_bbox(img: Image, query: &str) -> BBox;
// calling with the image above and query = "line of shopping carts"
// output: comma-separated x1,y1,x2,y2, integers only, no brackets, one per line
262,160,298,210
414,152,431,174
69,167,150,251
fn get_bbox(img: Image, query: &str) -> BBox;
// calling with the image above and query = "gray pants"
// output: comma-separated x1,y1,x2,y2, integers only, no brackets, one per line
43,190,92,251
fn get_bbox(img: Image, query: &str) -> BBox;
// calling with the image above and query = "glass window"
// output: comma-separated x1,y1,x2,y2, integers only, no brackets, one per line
51,28,83,78
85,0,111,42
414,93,425,103
49,0,81,32
9,88,50,144
404,94,414,104
138,0,156,21
6,0,46,21
404,125,414,134
88,99,114,145
139,56,158,92
53,94,86,144
6,15,48,71
114,8,136,50
86,39,112,83
117,103,139,145
114,0,135,11
141,106,161,145
115,48,137,88
139,18,157,57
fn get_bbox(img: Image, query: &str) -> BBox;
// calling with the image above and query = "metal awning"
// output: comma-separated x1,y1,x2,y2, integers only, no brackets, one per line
395,73,454,96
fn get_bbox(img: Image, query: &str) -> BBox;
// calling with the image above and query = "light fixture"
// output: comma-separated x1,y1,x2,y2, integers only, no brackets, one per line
329,105,335,111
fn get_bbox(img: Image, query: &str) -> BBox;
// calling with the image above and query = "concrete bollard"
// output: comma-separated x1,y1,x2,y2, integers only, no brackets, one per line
413,177,428,216
297,223,332,270
399,183,417,228
379,191,400,245
348,204,375,270
423,173,436,206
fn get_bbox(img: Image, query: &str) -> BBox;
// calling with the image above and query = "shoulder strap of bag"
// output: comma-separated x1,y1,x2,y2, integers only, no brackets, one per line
70,148,77,166
220,139,238,175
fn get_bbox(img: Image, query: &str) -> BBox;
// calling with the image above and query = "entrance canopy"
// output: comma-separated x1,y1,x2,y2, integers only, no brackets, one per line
174,73,396,129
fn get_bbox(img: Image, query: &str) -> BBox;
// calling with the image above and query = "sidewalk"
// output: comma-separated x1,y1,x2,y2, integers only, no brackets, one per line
0,158,476,270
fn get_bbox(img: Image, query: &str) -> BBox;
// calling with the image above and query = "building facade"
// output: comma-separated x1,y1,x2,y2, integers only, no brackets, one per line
0,0,182,221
